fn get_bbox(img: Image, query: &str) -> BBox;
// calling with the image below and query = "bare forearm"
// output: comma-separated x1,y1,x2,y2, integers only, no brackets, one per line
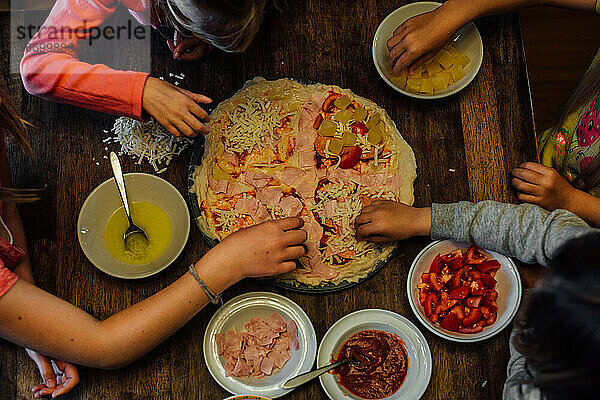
0,254,238,369
440,0,597,33
565,190,600,227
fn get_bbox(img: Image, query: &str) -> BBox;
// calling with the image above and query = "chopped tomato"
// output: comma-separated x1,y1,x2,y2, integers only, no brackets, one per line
448,258,464,271
350,122,368,136
439,314,461,332
449,305,465,321
462,308,482,326
470,280,486,296
424,293,438,317
441,249,462,263
313,113,324,130
428,273,444,292
468,270,482,280
464,296,482,308
339,146,362,169
479,306,491,318
419,290,428,306
482,298,498,312
484,312,497,326
448,286,470,300
459,323,483,334
481,274,497,289
429,254,441,274
479,260,501,276
314,135,329,158
465,246,487,264
440,271,453,284
451,267,467,289
321,93,341,112
484,289,498,302
420,273,430,283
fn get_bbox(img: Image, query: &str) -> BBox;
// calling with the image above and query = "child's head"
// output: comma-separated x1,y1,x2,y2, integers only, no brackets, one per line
160,0,267,53
514,232,600,399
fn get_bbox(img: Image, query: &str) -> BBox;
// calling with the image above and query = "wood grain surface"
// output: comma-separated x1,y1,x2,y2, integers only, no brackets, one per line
0,1,536,399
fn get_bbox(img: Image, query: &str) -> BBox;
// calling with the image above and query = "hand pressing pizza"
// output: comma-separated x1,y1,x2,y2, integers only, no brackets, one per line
193,78,417,287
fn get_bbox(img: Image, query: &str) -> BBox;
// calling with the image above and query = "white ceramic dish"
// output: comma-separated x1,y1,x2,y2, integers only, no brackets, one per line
77,173,190,279
204,292,317,399
407,239,522,343
223,396,272,400
372,1,483,99
318,309,432,400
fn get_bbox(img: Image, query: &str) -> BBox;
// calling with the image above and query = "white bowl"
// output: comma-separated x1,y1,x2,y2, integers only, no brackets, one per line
77,173,190,279
204,292,317,399
318,309,432,400
372,1,483,99
407,240,522,343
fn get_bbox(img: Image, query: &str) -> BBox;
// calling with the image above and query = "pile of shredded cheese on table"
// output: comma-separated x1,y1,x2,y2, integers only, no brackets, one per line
105,117,192,173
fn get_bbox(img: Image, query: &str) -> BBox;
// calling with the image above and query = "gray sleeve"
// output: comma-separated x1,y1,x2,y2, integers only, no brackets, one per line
431,200,595,267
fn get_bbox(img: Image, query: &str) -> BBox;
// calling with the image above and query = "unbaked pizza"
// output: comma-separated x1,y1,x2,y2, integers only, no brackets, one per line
192,78,416,287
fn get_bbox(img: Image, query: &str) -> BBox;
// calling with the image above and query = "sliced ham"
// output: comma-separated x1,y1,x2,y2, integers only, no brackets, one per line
222,151,239,167
260,356,275,375
279,196,304,217
216,313,299,379
214,179,229,194
387,173,402,190
310,258,339,280
240,169,271,189
226,181,252,197
322,200,337,220
265,312,287,333
303,220,324,242
208,176,218,190
235,197,260,216
286,321,300,351
256,186,283,206
295,130,316,152
298,150,316,168
296,171,318,199
276,167,305,186
253,205,271,224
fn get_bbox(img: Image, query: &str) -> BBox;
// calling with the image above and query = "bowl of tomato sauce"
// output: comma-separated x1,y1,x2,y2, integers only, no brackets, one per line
318,309,431,400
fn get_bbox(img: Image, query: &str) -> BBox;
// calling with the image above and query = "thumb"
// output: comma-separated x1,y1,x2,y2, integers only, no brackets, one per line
177,88,212,104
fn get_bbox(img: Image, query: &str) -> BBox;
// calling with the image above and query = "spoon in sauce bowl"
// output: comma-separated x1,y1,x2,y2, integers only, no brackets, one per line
109,152,149,254
283,357,358,390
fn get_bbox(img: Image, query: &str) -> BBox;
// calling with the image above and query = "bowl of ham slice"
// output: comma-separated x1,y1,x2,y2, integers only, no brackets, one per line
204,292,317,398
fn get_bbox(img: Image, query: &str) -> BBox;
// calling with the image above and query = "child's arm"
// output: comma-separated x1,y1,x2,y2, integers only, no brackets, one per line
356,200,596,267
389,0,598,74
512,162,600,227
20,0,210,136
0,218,306,370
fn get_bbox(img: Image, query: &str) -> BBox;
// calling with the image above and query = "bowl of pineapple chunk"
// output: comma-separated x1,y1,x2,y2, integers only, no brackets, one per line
373,2,483,99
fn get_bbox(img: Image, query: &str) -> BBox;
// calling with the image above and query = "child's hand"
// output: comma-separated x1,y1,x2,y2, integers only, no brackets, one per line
27,349,79,398
512,162,576,211
142,77,212,137
387,7,457,75
207,217,307,280
354,200,431,242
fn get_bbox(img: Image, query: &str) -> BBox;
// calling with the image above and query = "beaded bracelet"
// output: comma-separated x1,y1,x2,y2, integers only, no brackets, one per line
188,264,222,306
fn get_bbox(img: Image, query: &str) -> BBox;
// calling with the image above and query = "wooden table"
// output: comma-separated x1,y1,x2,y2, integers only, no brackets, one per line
0,1,536,399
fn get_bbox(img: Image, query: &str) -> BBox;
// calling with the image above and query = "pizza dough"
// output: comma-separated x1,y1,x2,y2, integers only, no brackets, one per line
192,77,416,287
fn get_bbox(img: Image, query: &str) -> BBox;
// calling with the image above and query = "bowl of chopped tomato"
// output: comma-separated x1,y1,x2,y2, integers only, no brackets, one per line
407,240,522,342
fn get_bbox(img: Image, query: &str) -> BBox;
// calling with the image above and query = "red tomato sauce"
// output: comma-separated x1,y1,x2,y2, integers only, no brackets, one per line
333,330,408,399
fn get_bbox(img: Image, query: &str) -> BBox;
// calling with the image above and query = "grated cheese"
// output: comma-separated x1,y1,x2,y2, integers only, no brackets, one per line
107,117,192,173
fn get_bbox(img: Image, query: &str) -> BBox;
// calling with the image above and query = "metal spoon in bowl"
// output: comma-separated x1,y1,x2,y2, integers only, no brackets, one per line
109,152,149,253
283,358,354,390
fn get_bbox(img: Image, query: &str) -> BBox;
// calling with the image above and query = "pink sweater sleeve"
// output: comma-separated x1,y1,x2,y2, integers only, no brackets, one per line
20,0,150,120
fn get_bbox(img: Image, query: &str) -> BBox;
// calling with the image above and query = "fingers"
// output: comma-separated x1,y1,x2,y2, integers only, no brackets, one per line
354,213,371,228
276,217,304,231
407,53,431,74
35,355,57,389
517,191,540,205
34,387,54,398
178,88,213,104
518,161,551,174
512,177,539,195
356,222,379,239
283,229,308,245
512,166,543,184
362,235,392,243
278,261,298,274
388,41,408,69
392,51,418,76
283,245,307,260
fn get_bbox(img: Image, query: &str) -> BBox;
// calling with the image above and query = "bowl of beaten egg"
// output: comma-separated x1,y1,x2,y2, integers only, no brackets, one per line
78,173,190,279
372,1,483,99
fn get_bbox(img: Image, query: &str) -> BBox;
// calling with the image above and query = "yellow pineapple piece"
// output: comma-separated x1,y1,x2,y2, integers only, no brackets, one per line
431,76,448,92
449,65,466,82
425,61,443,74
419,78,434,95
439,52,455,69
455,54,471,67
446,44,460,57
406,78,422,93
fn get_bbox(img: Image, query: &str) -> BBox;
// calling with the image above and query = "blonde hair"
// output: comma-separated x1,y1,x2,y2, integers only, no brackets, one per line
0,86,42,202
159,0,266,53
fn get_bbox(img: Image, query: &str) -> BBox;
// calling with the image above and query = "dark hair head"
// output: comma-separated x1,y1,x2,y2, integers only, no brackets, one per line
160,0,267,53
513,232,600,400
